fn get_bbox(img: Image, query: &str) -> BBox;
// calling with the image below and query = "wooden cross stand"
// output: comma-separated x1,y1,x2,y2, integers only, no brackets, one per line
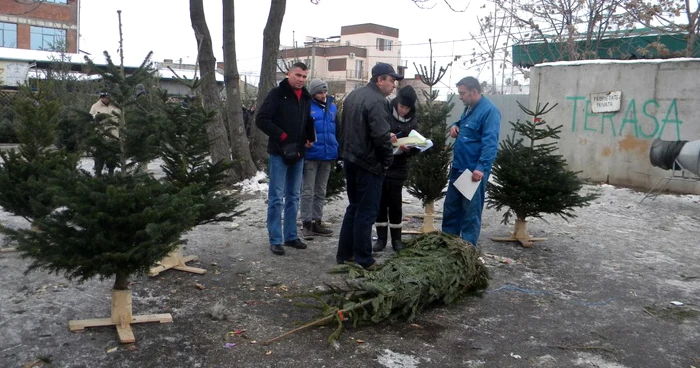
403,201,440,235
68,289,172,343
0,247,17,253
148,246,206,277
491,219,546,248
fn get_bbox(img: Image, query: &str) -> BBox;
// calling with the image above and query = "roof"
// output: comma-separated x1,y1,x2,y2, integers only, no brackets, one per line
512,31,700,67
156,67,224,83
0,47,86,63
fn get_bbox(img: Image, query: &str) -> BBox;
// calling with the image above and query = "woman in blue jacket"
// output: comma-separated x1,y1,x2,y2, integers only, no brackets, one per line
300,79,339,239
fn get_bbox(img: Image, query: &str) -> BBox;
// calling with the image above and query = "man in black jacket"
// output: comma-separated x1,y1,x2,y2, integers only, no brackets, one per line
256,62,316,256
336,63,402,270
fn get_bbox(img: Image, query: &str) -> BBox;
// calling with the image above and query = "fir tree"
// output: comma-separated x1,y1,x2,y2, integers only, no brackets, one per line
159,102,242,225
0,87,79,223
487,99,598,247
325,95,345,202
405,40,454,232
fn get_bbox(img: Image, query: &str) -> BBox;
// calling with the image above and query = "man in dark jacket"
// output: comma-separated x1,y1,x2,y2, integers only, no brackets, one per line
256,62,316,256
373,85,419,253
336,62,403,270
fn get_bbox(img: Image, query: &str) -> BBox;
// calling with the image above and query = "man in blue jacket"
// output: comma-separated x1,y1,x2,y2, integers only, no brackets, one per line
300,79,338,239
442,77,501,247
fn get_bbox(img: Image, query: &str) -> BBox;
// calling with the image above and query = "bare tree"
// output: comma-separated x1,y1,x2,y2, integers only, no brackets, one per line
189,0,233,181
222,0,257,181
251,0,287,169
495,0,628,64
625,0,700,56
310,0,469,11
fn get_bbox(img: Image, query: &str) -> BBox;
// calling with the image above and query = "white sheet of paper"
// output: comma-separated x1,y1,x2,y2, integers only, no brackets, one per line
453,169,481,200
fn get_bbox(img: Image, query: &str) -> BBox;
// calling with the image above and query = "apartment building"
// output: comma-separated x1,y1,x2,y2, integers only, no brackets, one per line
278,23,404,94
0,0,79,52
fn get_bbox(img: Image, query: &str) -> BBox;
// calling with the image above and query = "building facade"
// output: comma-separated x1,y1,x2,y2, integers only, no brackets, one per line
0,0,79,53
278,23,403,95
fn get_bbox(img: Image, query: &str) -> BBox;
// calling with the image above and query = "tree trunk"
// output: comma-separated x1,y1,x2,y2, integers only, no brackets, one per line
114,272,129,290
222,0,257,181
189,0,234,181
251,0,287,169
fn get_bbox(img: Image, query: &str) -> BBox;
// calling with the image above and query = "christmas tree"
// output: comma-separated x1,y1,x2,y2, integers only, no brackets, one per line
405,40,454,233
264,232,489,345
487,99,598,247
0,87,79,225
324,95,345,202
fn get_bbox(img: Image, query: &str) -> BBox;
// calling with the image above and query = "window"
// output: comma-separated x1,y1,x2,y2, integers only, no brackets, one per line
376,38,393,51
0,22,17,48
328,58,346,72
355,60,364,79
30,26,66,51
43,0,68,4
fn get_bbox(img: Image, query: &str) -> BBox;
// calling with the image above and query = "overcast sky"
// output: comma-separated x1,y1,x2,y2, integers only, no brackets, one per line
79,0,518,94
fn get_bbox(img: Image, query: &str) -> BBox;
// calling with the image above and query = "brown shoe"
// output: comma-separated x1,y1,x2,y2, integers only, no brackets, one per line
301,221,315,240
312,219,333,236
363,262,381,271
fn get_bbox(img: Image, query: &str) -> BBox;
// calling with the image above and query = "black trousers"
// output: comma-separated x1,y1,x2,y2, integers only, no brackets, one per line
376,178,404,226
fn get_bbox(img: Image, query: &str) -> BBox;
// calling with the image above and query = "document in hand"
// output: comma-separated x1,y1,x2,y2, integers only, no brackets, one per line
392,130,434,155
453,169,481,200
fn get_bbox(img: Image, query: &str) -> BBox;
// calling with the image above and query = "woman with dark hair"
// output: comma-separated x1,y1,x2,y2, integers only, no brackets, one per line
373,85,419,253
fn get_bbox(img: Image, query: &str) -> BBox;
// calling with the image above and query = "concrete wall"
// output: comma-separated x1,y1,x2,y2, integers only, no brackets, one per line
530,58,700,194
447,93,530,144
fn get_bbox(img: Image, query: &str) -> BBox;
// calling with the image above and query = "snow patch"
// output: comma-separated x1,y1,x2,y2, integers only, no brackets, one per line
377,349,421,368
537,57,700,68
238,171,268,194
574,352,632,368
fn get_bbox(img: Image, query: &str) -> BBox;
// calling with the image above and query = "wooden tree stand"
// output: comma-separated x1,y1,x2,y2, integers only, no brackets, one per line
403,201,439,235
68,289,172,343
491,219,546,248
148,246,206,277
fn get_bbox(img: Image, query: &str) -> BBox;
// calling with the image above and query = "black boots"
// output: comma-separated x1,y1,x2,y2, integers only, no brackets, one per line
390,227,405,251
372,225,388,252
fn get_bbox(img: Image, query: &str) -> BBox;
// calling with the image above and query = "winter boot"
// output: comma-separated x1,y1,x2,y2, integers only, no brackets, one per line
372,225,388,252
301,221,315,240
390,227,405,252
312,219,333,236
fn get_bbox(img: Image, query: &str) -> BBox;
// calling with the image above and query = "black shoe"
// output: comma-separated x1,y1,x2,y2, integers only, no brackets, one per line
312,219,333,236
270,244,285,256
284,239,307,249
301,221,315,240
390,227,405,251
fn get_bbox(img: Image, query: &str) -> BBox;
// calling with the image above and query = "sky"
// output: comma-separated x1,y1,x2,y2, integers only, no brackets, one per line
79,0,521,95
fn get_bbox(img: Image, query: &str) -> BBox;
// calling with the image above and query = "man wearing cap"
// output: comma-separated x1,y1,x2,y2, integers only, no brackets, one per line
89,92,120,176
335,62,403,270
256,62,316,256
300,79,338,239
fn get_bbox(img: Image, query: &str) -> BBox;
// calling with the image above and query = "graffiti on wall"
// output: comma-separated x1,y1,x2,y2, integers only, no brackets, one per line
566,96,682,140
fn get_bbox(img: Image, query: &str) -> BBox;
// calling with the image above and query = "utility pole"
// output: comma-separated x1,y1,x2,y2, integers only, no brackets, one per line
310,37,316,79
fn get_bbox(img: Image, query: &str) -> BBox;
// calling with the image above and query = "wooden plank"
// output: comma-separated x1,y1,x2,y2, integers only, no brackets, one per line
131,313,173,324
0,247,17,253
180,255,199,264
116,324,135,344
402,230,424,235
406,214,443,219
148,264,170,277
173,265,207,274
68,317,114,331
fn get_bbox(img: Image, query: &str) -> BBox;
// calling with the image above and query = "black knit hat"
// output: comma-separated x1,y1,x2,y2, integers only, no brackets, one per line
396,85,417,110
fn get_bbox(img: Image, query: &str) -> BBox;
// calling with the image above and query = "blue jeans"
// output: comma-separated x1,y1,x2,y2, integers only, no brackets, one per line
336,160,384,268
266,154,304,245
441,168,487,247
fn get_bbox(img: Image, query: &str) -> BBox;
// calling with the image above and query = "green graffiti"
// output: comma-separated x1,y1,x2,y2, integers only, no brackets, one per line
567,96,682,140
619,99,638,138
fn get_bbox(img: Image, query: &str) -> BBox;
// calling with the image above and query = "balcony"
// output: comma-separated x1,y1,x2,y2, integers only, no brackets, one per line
346,69,364,80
